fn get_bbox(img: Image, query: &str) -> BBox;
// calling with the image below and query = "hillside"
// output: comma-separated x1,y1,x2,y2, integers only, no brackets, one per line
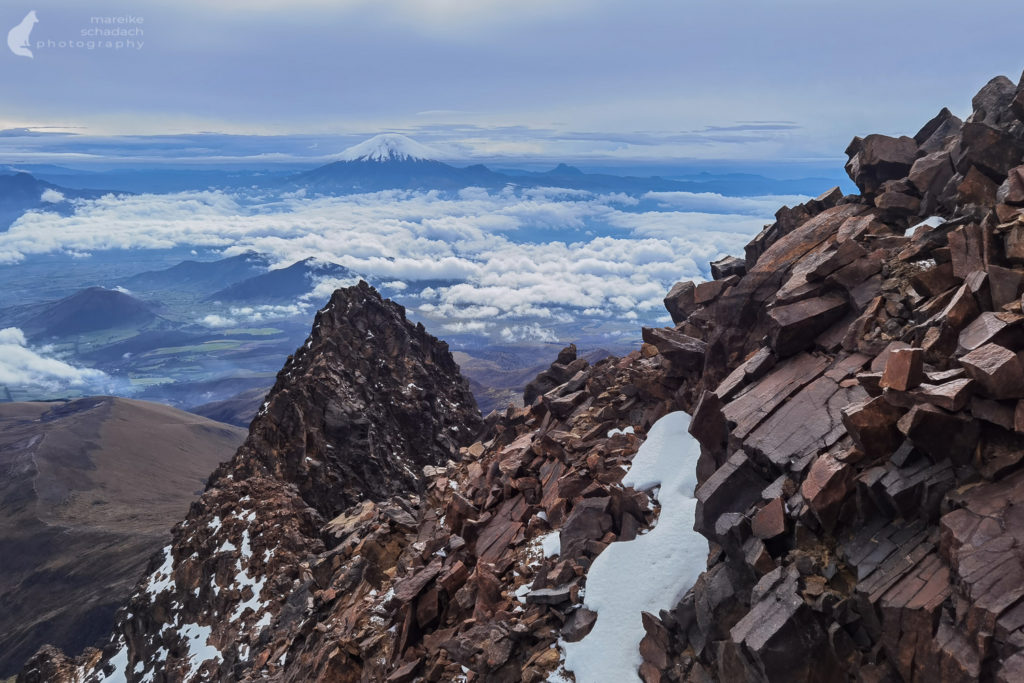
0,397,245,678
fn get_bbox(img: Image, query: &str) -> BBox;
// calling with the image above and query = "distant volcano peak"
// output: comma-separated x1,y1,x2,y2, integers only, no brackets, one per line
338,133,441,162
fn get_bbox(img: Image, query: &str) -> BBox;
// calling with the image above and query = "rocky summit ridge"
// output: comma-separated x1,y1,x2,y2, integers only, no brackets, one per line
21,71,1024,682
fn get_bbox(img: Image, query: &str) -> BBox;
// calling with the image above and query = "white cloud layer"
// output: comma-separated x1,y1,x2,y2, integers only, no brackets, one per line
1,187,788,329
0,327,110,391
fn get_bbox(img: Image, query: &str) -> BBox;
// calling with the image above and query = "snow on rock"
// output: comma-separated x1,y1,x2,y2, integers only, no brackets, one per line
143,545,175,600
607,425,635,438
178,622,221,679
339,133,441,162
561,411,706,683
540,530,561,558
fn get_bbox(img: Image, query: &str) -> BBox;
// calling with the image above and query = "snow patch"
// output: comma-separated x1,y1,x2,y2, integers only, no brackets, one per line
144,546,175,600
607,425,635,438
562,411,706,683
178,622,221,679
540,531,561,558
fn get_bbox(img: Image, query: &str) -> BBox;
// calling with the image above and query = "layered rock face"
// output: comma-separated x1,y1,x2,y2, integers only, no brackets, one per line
641,73,1024,683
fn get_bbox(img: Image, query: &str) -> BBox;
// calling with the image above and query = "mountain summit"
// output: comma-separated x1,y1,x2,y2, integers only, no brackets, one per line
338,133,441,163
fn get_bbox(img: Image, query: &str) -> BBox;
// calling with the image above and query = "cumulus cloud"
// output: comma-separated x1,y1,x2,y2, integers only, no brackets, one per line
201,314,237,328
201,304,313,328
40,188,65,203
442,320,493,334
0,186,783,334
0,327,110,391
500,323,559,343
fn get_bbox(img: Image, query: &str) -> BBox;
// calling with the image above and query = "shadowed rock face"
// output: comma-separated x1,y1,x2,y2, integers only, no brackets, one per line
23,74,1024,683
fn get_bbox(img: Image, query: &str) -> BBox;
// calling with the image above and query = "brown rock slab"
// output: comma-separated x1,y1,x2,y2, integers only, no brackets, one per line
959,343,1024,399
752,498,786,540
767,294,848,357
880,348,925,391
954,121,1024,182
898,404,979,464
802,452,853,531
845,134,918,196
988,265,1024,309
913,378,975,412
957,165,999,206
664,281,697,324
695,451,768,537
641,326,707,372
841,396,905,461
562,607,598,643
711,255,746,280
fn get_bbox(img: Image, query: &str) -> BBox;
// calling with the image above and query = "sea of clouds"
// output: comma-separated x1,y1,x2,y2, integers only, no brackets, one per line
0,186,803,339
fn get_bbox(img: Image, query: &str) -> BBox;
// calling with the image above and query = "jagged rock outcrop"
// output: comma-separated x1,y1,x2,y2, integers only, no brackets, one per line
633,70,1024,683
20,282,484,682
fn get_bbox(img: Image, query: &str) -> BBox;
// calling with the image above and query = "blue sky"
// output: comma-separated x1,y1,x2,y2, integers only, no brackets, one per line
1,0,1023,164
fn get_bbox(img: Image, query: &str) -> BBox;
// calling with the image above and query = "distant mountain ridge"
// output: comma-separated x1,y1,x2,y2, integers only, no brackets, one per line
288,133,842,196
0,172,112,231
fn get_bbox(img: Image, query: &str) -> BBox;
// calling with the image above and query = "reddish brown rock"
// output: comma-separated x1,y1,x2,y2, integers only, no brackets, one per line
957,311,1024,355
914,378,975,412
711,255,747,280
948,223,986,280
641,326,707,372
880,348,925,391
752,497,787,540
957,165,999,206
695,276,738,305
664,281,697,324
841,396,905,461
695,452,768,537
988,265,1024,309
802,452,854,531
898,404,979,464
767,294,848,357
954,121,1024,182
845,134,918,196
959,343,1024,399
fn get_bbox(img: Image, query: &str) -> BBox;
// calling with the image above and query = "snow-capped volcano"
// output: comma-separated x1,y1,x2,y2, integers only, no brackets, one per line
338,134,441,162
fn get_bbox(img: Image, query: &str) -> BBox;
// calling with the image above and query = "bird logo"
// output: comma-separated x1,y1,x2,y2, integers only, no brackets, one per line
7,11,38,59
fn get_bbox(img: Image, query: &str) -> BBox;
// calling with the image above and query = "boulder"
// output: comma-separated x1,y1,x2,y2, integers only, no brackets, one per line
752,497,787,540
959,343,1024,399
915,107,963,152
664,281,697,324
953,122,1024,183
898,404,979,464
957,312,1024,355
802,452,854,531
641,327,707,371
880,348,925,391
711,255,747,280
908,152,957,214
997,165,1024,206
957,166,999,207
845,134,918,196
987,265,1024,309
841,396,905,461
969,75,1018,126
